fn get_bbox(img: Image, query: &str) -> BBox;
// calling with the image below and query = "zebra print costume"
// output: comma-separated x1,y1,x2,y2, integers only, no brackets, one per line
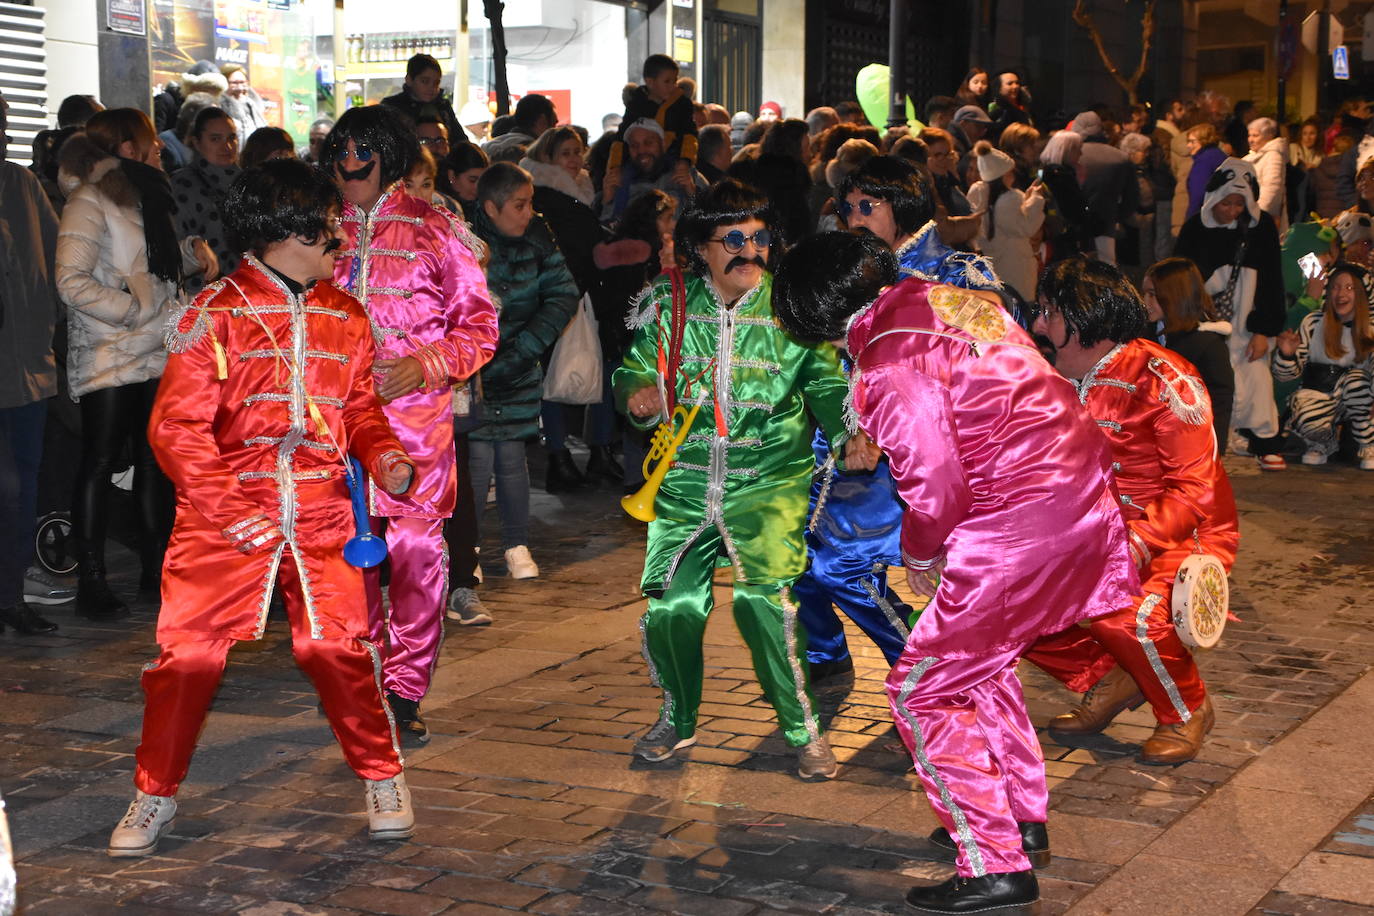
1272,309,1373,459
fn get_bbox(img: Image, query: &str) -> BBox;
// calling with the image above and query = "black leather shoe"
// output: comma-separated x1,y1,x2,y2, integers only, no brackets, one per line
905,870,1038,914
386,692,430,746
584,445,624,484
808,656,855,684
928,822,1050,869
0,604,59,635
544,448,587,493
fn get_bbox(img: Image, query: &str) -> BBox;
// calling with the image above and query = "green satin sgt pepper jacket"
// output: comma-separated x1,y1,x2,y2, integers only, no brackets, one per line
613,271,850,592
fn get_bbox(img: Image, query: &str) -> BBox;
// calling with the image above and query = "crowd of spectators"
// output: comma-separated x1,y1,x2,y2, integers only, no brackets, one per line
3,51,1374,638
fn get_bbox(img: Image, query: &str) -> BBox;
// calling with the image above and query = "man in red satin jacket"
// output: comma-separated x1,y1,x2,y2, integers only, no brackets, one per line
108,160,418,859
1027,257,1240,767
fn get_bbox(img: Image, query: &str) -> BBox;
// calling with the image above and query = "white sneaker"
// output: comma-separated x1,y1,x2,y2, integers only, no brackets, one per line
505,545,539,579
1301,449,1329,466
365,772,414,840
1228,432,1252,457
446,587,493,625
1360,448,1374,471
108,791,177,857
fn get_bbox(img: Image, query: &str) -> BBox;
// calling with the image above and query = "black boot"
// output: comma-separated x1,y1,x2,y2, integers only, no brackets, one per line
386,691,430,745
544,448,587,493
905,870,1038,914
0,603,59,635
139,539,167,595
928,822,1050,869
584,445,624,484
76,549,129,620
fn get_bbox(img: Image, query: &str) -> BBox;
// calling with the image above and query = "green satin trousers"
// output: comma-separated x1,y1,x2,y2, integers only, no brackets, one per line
639,527,823,748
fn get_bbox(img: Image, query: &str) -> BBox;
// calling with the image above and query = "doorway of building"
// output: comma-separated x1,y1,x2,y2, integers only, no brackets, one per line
703,7,760,116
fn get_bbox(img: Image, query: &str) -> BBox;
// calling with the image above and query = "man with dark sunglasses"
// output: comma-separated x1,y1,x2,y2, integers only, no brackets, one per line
613,180,864,780
321,105,499,747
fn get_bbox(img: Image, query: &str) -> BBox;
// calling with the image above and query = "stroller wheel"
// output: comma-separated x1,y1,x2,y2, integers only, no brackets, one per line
35,513,78,576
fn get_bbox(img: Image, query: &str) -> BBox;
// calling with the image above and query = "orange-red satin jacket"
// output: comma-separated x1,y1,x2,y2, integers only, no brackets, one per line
150,256,408,643
1074,338,1240,574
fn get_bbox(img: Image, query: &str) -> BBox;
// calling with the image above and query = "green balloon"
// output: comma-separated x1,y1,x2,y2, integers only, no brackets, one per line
855,63,923,135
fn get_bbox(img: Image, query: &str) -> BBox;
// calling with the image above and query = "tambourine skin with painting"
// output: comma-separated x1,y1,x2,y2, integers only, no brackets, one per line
1171,554,1230,648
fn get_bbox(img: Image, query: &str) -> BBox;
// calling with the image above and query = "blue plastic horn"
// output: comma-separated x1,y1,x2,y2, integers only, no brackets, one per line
343,457,388,569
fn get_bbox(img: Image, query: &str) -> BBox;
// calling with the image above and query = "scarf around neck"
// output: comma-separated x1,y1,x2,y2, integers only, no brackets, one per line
120,157,182,284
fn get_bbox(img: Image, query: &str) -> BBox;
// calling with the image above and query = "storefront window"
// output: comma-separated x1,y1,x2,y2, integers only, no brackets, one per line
469,0,632,132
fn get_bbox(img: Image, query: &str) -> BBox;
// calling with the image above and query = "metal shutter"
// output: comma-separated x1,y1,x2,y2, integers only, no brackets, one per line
0,1,47,167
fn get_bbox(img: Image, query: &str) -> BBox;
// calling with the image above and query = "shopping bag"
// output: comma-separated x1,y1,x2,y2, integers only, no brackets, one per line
542,295,603,404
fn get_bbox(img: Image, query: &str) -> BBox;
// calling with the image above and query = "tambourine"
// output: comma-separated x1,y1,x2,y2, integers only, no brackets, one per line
1171,554,1229,648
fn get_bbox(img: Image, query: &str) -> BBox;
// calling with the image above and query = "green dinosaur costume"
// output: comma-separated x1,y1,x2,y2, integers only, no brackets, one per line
613,270,850,747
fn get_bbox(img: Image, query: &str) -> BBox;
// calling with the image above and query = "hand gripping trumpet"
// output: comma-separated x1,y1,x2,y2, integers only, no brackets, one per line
621,401,701,522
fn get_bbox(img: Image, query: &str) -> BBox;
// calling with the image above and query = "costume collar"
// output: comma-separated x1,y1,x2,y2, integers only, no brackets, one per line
1073,342,1127,402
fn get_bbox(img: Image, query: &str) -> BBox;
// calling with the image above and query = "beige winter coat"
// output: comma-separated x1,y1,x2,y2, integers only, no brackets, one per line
56,134,203,398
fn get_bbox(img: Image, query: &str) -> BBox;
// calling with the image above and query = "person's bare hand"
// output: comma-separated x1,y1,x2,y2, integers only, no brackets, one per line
378,461,414,495
906,555,947,598
193,238,220,280
375,356,425,401
1275,328,1301,358
1246,333,1269,362
627,386,666,419
672,160,695,194
843,431,881,471
603,165,622,199
1305,273,1325,300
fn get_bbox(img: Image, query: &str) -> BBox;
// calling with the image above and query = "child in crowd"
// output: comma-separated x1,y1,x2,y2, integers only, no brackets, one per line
468,163,579,579
616,53,698,166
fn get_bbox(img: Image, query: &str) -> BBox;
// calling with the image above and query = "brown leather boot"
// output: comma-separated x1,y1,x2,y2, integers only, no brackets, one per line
1139,696,1214,765
1047,665,1145,735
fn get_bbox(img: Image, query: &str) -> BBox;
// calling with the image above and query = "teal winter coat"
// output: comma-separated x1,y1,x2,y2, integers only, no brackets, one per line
470,209,579,441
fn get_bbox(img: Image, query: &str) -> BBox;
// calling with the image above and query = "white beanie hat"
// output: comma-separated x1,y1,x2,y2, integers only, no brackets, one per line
973,140,1014,182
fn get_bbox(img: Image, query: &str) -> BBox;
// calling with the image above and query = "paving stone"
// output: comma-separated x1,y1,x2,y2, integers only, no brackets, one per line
320,884,454,915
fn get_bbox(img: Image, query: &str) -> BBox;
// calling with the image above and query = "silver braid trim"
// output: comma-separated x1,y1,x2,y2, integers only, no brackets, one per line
894,657,987,877
779,586,822,744
1135,593,1192,723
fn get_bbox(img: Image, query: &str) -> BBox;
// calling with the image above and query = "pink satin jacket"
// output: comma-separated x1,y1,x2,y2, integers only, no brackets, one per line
846,279,1140,659
335,185,498,518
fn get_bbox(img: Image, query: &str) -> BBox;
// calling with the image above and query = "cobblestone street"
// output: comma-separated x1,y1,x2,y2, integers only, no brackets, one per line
4,451,1373,915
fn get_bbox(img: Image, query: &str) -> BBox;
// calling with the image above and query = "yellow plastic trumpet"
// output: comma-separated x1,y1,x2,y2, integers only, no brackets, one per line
621,401,702,522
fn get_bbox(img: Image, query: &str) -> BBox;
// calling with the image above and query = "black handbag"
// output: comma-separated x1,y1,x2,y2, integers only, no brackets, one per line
1301,362,1347,394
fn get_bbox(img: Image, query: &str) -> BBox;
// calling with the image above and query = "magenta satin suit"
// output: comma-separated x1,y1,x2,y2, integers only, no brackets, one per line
335,185,498,702
846,280,1139,878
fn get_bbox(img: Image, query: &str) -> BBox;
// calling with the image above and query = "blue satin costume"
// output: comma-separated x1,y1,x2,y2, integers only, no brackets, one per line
797,221,1003,669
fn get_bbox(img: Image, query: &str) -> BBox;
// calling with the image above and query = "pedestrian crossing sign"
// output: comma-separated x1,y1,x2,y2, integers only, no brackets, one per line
1334,45,1351,80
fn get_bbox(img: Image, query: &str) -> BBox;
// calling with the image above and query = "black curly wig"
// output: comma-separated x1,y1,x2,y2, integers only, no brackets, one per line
674,178,779,277
774,231,899,344
1035,257,1147,348
319,104,420,188
834,156,935,238
225,158,343,256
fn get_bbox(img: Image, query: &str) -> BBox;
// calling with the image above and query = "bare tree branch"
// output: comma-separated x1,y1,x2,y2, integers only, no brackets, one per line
1072,0,1158,105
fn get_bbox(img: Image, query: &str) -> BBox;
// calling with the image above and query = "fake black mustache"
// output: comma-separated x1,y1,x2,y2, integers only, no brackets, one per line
338,159,376,182
725,255,767,274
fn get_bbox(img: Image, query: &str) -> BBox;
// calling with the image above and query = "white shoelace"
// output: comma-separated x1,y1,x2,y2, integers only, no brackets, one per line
119,795,167,829
369,779,404,813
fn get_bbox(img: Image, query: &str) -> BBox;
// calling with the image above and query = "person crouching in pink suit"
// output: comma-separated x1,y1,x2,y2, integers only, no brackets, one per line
774,232,1139,916
324,106,499,745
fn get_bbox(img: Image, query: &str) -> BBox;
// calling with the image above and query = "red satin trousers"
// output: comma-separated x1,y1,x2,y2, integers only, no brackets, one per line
134,554,402,796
